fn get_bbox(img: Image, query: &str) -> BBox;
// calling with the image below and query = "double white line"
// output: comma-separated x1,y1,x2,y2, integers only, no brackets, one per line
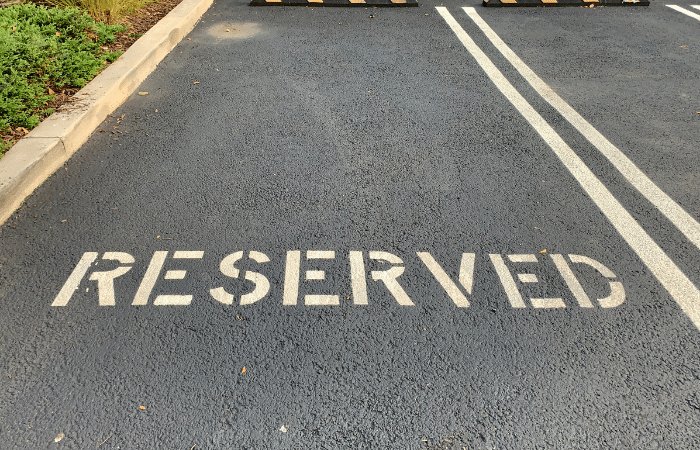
436,7,700,330
667,5,700,21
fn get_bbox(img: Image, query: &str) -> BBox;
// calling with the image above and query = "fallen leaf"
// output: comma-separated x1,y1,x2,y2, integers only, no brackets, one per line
48,87,54,95
98,129,105,132
154,109,158,113
187,38,191,40
226,29,230,32
56,32,61,36
156,235,160,239
680,45,687,48
139,405,146,410
193,81,200,84
61,220,67,223
241,367,247,374
54,433,64,442
17,127,29,135
12,26,16,31
138,92,149,96
539,249,547,254
280,425,288,433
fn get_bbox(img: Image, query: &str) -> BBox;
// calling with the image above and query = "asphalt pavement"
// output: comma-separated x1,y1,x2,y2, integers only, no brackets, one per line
1,0,700,448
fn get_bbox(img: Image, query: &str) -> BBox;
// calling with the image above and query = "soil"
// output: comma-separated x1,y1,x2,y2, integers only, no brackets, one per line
1,0,184,149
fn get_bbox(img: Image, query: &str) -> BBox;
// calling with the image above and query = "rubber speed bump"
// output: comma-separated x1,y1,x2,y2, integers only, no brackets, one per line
483,0,648,6
251,0,418,6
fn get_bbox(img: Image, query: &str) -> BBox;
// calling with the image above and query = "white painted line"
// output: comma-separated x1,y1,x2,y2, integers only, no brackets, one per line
692,5,700,11
531,298,566,309
489,254,527,308
153,294,192,305
283,250,301,306
508,254,537,263
307,250,335,259
463,7,700,254
305,295,340,306
305,270,325,281
164,270,187,280
369,251,414,306
132,251,167,305
569,254,626,307
416,252,470,307
517,273,538,283
350,251,369,305
173,251,204,259
667,4,700,21
438,7,700,330
550,254,594,308
458,253,476,295
52,252,98,306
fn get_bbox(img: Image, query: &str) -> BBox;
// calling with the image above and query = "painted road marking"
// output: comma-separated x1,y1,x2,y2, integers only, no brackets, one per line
667,5,700,21
417,252,471,307
53,251,625,310
52,252,98,307
305,250,339,306
437,7,700,330
89,252,134,306
551,254,594,308
369,251,414,306
490,254,527,308
210,251,271,306
350,251,369,305
464,7,700,255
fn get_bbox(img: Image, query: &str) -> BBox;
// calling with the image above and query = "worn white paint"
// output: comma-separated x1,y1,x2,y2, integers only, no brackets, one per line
132,251,167,305
52,252,98,306
89,252,134,306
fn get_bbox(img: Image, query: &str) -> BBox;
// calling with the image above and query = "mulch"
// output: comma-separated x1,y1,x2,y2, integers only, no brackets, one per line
1,0,184,149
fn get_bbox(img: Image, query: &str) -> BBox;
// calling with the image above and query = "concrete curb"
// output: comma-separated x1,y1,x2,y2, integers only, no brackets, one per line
0,0,215,225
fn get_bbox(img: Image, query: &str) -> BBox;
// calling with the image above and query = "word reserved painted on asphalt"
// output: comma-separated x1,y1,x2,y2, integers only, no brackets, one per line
52,251,624,309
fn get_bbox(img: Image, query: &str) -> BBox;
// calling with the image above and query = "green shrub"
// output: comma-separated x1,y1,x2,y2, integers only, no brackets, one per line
0,3,126,155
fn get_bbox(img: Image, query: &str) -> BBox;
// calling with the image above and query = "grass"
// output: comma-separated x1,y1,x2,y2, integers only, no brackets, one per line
49,0,152,24
0,3,126,155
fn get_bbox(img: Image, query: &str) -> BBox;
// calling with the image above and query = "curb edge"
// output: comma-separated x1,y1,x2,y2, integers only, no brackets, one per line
0,0,215,225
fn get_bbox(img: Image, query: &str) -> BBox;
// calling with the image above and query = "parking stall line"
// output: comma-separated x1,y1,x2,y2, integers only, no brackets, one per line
464,6,700,255
436,7,700,330
667,5,700,21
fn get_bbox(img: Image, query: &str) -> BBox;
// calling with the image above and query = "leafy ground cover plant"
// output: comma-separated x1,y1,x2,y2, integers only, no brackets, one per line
0,3,126,154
